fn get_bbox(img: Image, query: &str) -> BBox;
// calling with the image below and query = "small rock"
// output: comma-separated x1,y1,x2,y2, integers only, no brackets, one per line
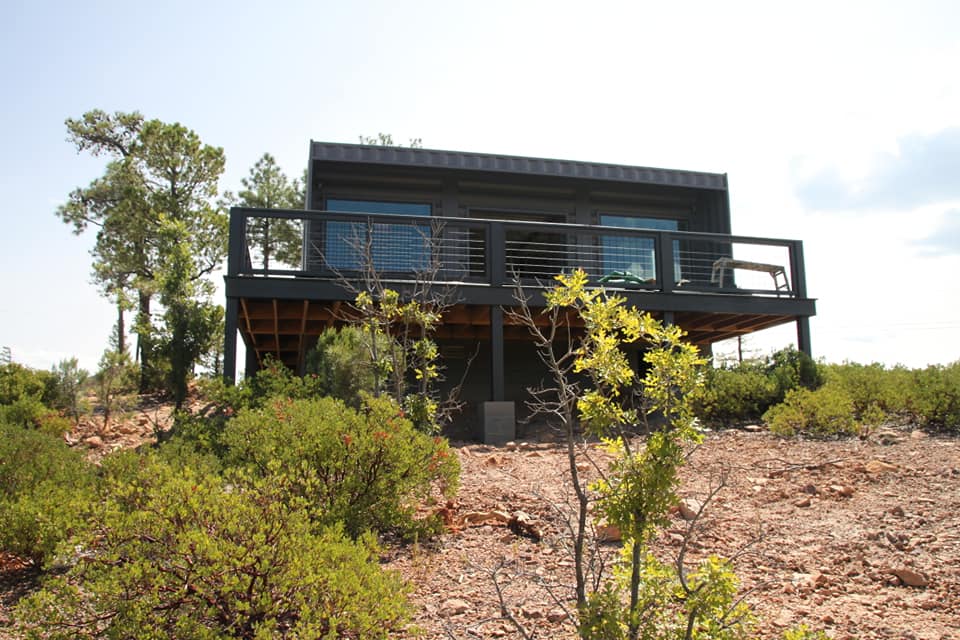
772,612,794,627
889,505,905,517
890,567,928,588
520,605,544,619
85,435,104,449
508,511,542,541
794,496,812,508
876,430,902,445
743,424,763,432
483,455,500,467
802,483,818,495
910,429,927,440
885,531,909,550
596,523,621,542
678,498,702,520
546,607,568,623
440,598,471,617
865,460,899,474
830,484,855,497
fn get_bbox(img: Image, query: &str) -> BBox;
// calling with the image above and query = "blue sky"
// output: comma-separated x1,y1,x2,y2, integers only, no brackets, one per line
2,0,958,372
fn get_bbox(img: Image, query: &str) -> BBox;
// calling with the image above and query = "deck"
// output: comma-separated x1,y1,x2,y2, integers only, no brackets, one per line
224,207,815,374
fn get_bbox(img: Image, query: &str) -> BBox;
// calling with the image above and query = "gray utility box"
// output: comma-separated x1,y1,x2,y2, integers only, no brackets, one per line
479,401,516,445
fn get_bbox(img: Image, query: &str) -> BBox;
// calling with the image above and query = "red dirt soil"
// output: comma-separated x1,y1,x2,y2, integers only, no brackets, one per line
388,427,959,639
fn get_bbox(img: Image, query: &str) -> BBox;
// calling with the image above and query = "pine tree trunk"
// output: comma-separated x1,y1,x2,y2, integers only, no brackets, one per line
116,298,126,355
137,292,151,393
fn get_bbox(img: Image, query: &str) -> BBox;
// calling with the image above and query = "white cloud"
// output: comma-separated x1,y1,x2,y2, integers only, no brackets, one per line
914,209,960,257
795,128,960,212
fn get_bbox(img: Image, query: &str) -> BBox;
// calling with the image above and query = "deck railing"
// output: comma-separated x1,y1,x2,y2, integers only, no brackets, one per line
228,207,807,298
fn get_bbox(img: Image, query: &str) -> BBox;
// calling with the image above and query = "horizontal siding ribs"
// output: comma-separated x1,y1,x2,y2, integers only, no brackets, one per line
310,142,728,191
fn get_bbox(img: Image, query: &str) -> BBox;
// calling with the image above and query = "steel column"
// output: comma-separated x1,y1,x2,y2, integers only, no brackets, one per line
797,316,812,357
491,306,505,401
223,297,239,383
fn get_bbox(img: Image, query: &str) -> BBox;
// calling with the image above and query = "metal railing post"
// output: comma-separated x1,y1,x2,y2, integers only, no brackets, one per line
489,221,506,286
227,208,248,276
656,231,674,293
789,240,807,298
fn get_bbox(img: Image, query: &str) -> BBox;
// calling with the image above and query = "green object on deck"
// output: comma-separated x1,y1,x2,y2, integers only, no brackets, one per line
598,270,649,285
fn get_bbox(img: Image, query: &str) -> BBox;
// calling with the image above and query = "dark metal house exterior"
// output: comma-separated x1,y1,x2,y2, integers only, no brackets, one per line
224,142,815,437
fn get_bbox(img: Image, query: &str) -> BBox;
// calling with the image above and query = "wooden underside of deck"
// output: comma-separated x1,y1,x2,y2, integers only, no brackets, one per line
237,299,798,371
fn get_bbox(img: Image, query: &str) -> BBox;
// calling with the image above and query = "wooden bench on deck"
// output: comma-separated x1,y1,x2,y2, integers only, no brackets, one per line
711,257,790,295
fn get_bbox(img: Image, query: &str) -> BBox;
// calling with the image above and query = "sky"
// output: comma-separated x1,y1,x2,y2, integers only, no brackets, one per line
1,0,958,373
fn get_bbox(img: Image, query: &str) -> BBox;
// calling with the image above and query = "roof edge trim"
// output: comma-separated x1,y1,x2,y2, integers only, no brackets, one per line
309,141,728,191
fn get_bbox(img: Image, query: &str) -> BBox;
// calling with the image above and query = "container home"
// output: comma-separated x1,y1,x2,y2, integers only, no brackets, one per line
224,143,816,439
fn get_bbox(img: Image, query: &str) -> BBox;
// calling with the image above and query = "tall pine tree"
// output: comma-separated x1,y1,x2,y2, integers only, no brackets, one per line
58,110,226,391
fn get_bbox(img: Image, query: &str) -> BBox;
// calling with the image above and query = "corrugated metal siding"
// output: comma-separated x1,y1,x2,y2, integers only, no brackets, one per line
310,142,728,191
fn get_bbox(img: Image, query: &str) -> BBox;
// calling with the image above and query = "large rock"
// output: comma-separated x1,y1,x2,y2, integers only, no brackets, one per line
890,567,929,588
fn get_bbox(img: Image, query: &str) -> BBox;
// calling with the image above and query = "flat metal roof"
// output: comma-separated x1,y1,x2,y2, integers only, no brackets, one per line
310,141,728,191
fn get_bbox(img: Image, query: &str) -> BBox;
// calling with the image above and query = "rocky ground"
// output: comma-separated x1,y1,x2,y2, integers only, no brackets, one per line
2,414,958,639
390,426,960,639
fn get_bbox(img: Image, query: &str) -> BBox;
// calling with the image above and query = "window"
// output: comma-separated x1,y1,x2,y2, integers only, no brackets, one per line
600,215,681,282
324,199,431,272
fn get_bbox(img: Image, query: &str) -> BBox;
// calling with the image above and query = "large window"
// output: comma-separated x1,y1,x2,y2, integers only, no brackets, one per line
600,215,681,282
325,199,431,272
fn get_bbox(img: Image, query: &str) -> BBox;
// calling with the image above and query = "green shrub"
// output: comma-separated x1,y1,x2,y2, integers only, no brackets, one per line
911,361,960,431
48,358,90,424
200,356,327,415
763,385,858,437
245,355,326,405
15,459,410,639
0,420,96,564
694,364,778,427
694,348,824,428
157,406,233,463
305,326,381,407
0,363,56,406
767,347,825,401
0,395,71,436
0,362,71,435
93,349,138,432
823,362,911,426
783,625,830,640
580,551,754,640
222,394,459,537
